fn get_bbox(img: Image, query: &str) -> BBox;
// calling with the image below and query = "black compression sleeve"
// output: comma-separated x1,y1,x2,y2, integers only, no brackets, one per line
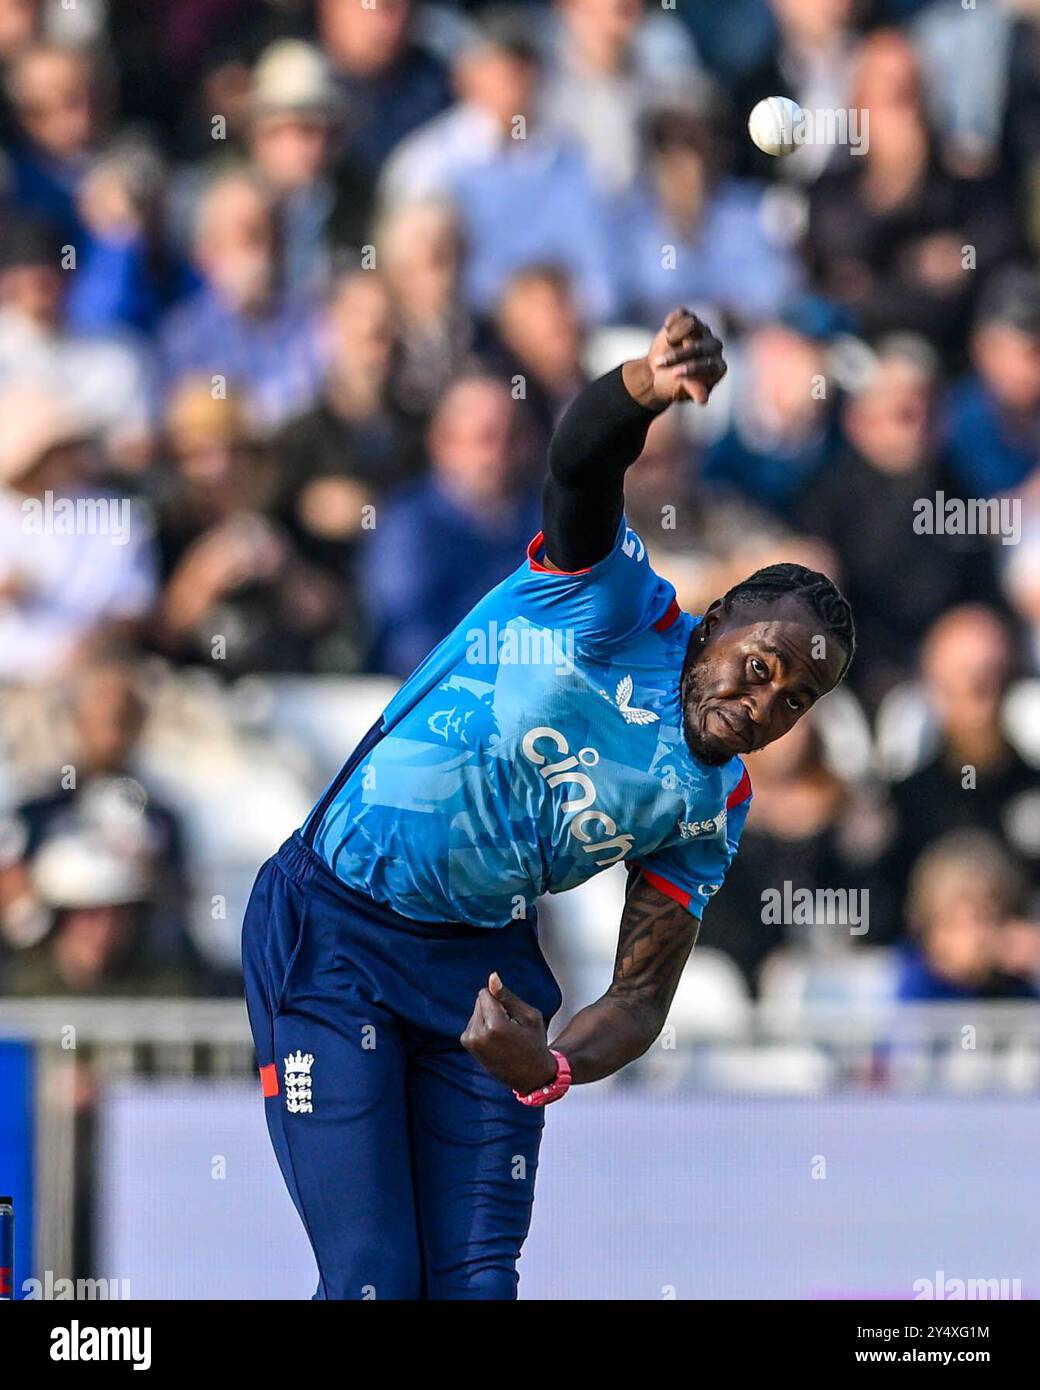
541,365,660,571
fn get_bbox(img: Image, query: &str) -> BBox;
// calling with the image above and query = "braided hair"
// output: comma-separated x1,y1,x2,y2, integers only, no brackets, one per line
721,563,856,681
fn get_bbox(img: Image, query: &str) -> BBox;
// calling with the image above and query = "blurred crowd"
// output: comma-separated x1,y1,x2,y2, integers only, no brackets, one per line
0,0,1038,1016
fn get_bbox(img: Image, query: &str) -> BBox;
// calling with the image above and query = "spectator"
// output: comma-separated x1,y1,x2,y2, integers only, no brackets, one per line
798,338,1003,713
0,0,39,62
807,28,1021,357
611,84,804,328
1000,0,1040,203
885,606,1040,915
493,264,587,442
112,0,311,157
945,266,1040,497
245,38,374,291
66,134,194,336
376,197,483,413
275,269,425,665
621,407,788,616
912,0,1018,178
0,0,42,142
542,0,701,195
154,377,343,675
0,212,155,461
4,829,207,996
0,0,1035,1033
0,661,191,970
4,40,112,242
316,0,451,173
896,829,1038,1001
365,372,540,676
157,168,324,429
379,8,617,321
735,0,861,181
703,310,837,517
0,385,157,682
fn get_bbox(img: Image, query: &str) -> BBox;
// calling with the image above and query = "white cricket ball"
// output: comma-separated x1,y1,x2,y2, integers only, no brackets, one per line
747,96,805,157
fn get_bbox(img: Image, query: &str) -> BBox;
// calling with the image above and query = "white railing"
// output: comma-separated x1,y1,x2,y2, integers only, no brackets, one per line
3,995,1039,1281
3,994,1039,1048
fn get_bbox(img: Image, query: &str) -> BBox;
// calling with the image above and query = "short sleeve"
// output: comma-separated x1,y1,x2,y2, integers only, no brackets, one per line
634,777,753,920
520,516,678,652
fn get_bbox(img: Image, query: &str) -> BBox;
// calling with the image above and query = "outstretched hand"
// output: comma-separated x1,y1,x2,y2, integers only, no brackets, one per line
460,972,556,1094
626,306,727,410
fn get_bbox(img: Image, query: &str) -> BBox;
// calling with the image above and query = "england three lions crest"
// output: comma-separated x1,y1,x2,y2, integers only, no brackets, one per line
284,1050,314,1113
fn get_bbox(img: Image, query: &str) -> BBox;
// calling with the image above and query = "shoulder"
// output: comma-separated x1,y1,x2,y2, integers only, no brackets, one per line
382,106,483,184
527,518,673,596
726,760,753,812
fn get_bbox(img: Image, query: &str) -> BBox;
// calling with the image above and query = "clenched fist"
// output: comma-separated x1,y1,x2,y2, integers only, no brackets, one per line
624,306,727,411
460,972,556,1095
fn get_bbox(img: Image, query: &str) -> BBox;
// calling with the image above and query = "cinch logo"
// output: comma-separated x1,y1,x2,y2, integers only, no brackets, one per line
521,727,634,865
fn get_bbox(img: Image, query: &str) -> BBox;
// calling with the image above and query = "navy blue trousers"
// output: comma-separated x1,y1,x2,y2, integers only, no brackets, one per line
241,830,563,1300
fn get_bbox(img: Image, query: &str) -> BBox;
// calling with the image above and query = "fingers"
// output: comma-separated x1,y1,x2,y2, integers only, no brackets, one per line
460,987,503,1046
653,332,723,370
654,313,726,405
679,359,727,405
656,312,726,402
476,986,509,1028
460,975,540,1051
460,995,481,1049
488,972,540,1023
463,987,509,1042
674,353,727,389
662,306,704,346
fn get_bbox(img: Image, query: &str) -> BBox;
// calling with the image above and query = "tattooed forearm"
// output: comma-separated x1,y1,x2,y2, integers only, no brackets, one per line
611,871,699,1006
548,871,698,1084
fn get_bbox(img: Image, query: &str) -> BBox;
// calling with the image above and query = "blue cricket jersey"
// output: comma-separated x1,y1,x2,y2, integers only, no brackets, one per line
310,519,752,927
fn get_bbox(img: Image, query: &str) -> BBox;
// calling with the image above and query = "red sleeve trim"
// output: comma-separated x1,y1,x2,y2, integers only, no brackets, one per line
526,531,593,575
726,767,752,810
653,597,681,632
638,867,692,911
259,1063,279,1098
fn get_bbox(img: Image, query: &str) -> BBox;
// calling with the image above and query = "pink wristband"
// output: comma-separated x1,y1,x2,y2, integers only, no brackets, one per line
514,1050,572,1106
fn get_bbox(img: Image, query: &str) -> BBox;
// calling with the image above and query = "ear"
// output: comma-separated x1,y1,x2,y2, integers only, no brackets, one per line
699,598,725,642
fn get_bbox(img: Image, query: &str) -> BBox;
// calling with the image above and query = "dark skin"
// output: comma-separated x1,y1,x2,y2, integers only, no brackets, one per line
681,598,847,765
461,309,849,1093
